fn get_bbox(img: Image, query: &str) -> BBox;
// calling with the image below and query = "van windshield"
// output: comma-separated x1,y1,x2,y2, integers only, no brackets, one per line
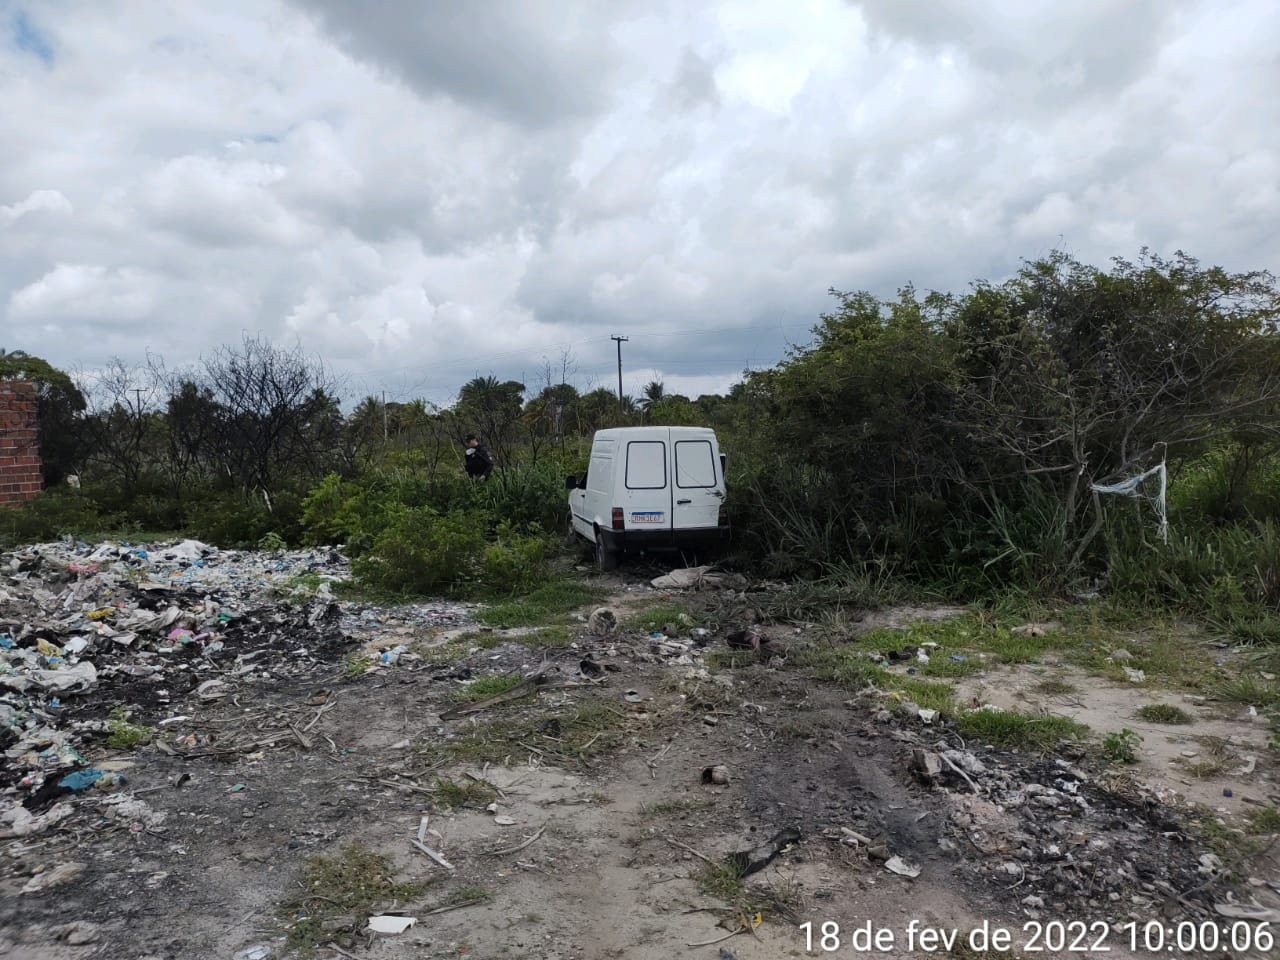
625,441,667,489
675,440,716,488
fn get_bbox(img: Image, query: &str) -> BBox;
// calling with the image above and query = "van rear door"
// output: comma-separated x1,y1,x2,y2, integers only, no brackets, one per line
622,433,672,529
671,436,721,529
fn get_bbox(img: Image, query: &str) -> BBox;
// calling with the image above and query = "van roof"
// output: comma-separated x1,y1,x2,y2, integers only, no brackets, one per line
593,426,717,441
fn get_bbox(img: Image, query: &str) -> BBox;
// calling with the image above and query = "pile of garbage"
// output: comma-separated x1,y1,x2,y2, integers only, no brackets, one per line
903,732,1240,920
0,537,466,833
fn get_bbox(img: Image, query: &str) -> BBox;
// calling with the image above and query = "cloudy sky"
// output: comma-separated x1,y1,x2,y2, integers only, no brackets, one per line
2,0,1277,406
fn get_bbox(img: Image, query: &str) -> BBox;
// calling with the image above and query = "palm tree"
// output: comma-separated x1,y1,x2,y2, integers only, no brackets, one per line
639,379,665,415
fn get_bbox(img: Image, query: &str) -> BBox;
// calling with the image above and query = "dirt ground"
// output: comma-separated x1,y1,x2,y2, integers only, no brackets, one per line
3,563,1279,960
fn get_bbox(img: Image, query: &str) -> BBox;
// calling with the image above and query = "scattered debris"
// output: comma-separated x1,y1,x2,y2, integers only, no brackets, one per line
54,921,101,945
586,607,618,635
725,626,767,651
885,855,922,878
839,827,874,846
729,827,801,877
368,915,417,934
702,764,731,785
1212,900,1280,922
440,671,554,721
20,861,86,894
650,566,746,590
485,823,547,857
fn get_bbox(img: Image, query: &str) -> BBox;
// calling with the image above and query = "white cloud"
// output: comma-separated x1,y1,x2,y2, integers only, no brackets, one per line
0,0,1277,406
9,263,158,321
0,188,73,224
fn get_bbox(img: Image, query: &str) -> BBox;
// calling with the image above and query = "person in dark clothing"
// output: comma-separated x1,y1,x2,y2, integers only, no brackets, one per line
463,434,494,480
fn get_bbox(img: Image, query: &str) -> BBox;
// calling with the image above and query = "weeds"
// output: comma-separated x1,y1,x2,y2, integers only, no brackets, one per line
341,654,374,678
697,858,746,902
431,776,498,808
796,638,961,712
956,709,1087,752
433,885,491,910
519,625,574,648
1134,703,1193,724
448,674,524,703
1175,736,1236,778
1102,729,1142,764
281,845,426,955
474,579,606,627
893,679,957,713
1246,806,1280,834
428,701,631,766
105,707,154,749
641,798,712,819
1211,675,1280,710
1033,678,1078,696
625,602,691,631
695,855,806,926
759,561,913,622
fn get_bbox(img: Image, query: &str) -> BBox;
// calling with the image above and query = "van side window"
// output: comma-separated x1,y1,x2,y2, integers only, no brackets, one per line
587,457,610,493
625,441,667,489
675,441,716,488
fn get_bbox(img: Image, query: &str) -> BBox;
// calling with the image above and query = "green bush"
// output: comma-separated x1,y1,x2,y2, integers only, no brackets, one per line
185,488,306,548
1106,519,1280,626
300,461,567,564
300,472,363,545
0,490,116,546
351,506,486,594
473,524,553,596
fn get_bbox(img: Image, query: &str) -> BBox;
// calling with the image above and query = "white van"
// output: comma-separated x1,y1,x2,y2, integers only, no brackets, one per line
566,426,730,570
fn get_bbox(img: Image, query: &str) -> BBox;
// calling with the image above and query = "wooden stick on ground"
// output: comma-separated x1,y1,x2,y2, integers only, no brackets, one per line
939,752,981,795
665,837,716,866
687,927,744,948
484,823,547,857
303,698,337,733
439,675,555,721
410,838,456,870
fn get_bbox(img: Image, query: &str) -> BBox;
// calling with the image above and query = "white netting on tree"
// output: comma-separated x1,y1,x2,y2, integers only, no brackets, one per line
1090,458,1168,544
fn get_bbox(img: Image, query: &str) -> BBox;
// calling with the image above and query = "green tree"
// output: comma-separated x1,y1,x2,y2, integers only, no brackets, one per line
455,375,526,464
639,379,665,416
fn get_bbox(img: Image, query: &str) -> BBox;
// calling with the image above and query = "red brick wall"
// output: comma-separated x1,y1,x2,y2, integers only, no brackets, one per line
0,380,42,505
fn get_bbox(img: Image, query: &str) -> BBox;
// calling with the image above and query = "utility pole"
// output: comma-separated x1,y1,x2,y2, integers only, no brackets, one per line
611,335,628,413
382,391,388,442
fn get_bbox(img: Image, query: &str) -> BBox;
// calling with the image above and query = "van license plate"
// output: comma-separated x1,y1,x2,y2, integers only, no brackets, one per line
631,511,664,523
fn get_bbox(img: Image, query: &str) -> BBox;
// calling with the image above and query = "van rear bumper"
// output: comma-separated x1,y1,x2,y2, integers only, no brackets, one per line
598,525,731,555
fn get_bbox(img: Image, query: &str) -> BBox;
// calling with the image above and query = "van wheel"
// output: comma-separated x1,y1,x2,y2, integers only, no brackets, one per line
595,531,618,572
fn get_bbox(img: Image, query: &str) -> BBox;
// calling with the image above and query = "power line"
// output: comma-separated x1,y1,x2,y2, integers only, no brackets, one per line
349,318,819,404
358,320,815,384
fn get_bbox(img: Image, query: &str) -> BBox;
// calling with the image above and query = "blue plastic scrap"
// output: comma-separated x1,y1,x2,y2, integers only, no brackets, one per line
59,768,108,792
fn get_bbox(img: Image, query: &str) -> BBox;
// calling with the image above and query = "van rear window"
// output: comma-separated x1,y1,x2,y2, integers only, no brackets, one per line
625,441,667,489
675,440,716,488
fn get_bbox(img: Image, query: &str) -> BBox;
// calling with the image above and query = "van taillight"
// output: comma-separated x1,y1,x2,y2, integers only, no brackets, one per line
612,508,625,530
718,506,728,526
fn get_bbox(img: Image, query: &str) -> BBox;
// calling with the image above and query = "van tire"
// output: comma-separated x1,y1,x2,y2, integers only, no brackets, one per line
594,529,619,572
